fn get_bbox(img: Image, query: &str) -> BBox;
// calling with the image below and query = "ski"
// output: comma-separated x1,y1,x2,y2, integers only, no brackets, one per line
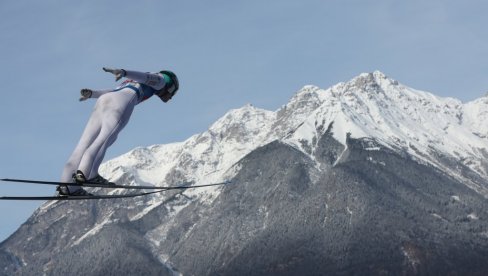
0,190,164,201
1,178,231,190
1,178,231,201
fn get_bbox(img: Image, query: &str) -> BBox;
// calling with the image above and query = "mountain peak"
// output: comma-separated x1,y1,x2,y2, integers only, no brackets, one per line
287,71,397,108
210,104,273,131
281,71,488,185
346,71,399,92
357,70,388,80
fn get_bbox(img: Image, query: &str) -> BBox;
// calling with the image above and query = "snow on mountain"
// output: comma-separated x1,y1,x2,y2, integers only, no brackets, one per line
102,103,275,184
97,71,487,203
464,95,488,139
92,103,277,220
56,70,487,224
282,71,488,194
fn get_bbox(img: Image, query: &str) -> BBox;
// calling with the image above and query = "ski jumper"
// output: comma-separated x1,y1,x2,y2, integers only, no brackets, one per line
61,70,167,191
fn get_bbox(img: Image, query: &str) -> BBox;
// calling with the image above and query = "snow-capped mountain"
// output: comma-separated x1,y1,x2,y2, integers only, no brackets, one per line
104,71,488,198
2,71,488,275
281,71,488,193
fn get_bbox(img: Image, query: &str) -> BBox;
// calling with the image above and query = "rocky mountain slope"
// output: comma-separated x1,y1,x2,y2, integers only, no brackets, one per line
1,71,488,275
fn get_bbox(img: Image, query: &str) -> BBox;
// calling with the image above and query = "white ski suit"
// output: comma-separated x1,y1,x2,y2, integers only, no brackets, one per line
61,70,167,191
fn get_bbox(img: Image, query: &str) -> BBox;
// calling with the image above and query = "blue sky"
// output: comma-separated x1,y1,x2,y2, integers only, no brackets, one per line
1,0,487,242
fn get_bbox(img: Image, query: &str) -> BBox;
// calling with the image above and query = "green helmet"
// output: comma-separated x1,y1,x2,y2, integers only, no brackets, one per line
159,70,179,97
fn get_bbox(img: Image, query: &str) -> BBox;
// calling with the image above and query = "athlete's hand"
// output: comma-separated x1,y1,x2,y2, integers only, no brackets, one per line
103,67,126,81
79,89,93,101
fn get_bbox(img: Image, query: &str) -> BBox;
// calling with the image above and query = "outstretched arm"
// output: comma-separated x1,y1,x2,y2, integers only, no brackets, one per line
79,88,114,101
125,70,165,90
103,67,166,90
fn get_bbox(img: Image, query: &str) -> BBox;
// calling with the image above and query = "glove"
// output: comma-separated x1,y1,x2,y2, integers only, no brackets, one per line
103,67,126,81
79,89,93,101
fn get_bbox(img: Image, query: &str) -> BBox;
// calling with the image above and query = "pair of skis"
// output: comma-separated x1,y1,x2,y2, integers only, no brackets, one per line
0,178,231,201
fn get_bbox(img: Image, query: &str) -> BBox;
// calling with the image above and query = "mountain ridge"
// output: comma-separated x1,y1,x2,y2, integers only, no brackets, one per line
101,71,488,193
279,72,487,194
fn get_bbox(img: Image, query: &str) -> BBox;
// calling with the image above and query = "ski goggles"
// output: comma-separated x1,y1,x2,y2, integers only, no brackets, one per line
159,70,179,97
165,81,177,96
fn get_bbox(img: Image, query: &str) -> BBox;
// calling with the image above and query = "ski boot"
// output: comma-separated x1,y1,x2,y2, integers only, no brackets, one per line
73,170,116,186
56,185,93,197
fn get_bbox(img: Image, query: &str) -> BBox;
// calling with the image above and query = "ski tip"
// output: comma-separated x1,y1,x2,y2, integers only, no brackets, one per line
0,178,18,182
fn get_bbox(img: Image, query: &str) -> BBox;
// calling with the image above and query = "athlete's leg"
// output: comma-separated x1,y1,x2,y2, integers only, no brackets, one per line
87,127,120,179
78,112,129,180
77,90,137,180
60,111,103,184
